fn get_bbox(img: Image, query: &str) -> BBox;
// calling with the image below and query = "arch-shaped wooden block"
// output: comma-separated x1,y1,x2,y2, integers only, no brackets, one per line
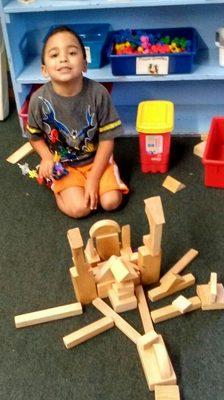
89,219,121,238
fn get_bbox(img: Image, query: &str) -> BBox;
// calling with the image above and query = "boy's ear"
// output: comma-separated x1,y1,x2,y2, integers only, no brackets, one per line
41,64,49,78
82,60,87,72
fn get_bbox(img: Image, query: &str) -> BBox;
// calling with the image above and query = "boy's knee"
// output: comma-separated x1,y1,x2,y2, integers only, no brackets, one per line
100,191,122,211
69,204,91,218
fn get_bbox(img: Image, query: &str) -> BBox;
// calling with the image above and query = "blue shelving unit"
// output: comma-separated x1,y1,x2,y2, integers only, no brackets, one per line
1,0,224,135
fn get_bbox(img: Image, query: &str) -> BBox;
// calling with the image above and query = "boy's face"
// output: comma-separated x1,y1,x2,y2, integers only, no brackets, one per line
42,31,87,83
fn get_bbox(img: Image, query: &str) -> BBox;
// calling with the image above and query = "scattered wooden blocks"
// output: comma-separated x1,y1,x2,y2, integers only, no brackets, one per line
92,297,141,343
162,176,185,193
63,316,114,349
160,249,199,285
148,273,195,302
151,296,201,324
136,333,176,391
197,274,224,310
135,285,154,332
6,142,34,164
172,295,192,314
154,385,180,400
15,302,83,328
193,140,206,158
209,272,217,303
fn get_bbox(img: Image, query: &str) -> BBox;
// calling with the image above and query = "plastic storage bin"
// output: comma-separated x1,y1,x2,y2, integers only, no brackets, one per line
136,100,174,173
202,117,224,188
109,27,198,76
44,24,111,69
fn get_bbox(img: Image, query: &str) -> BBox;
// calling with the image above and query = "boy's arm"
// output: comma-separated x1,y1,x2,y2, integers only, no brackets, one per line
84,139,114,209
30,139,54,179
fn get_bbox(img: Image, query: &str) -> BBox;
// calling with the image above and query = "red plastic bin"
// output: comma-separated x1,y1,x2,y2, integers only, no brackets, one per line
139,132,171,173
202,117,224,188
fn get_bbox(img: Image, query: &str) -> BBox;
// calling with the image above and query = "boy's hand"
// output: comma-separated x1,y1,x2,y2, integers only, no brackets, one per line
38,157,54,179
84,176,99,210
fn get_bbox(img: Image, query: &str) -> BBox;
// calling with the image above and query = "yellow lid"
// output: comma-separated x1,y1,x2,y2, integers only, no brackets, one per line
136,100,174,134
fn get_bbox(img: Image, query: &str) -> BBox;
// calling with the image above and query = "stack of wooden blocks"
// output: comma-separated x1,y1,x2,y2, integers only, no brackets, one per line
14,194,224,399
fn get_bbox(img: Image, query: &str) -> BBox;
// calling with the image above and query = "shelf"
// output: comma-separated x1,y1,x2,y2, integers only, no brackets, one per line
4,0,224,13
16,50,224,85
118,104,223,136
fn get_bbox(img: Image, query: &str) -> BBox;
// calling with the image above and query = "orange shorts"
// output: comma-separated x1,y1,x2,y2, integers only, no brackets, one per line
52,161,129,196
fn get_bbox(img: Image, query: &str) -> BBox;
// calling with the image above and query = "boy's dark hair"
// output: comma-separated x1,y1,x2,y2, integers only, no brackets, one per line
41,25,86,64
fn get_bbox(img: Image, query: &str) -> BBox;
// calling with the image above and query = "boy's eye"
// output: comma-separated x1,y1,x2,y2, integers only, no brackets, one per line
50,53,58,58
70,51,76,55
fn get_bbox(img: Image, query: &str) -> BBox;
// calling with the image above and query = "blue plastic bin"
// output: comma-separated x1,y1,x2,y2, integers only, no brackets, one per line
108,27,199,75
44,23,111,69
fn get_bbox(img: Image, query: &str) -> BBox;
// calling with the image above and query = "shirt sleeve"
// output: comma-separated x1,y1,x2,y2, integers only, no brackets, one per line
96,85,124,140
25,94,44,141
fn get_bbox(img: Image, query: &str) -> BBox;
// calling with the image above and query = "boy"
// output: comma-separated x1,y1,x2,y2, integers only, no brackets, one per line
26,26,128,218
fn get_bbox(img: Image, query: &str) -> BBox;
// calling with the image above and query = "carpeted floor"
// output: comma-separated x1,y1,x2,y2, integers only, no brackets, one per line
1,106,224,400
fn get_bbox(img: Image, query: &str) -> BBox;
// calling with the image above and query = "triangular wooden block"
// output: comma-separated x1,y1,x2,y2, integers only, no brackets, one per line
162,176,185,193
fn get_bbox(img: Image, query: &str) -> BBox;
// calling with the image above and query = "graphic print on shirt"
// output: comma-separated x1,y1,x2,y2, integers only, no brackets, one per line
39,96,97,163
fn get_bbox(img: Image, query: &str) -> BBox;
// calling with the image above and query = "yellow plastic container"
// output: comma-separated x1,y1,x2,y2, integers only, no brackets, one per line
136,100,174,134
136,100,174,173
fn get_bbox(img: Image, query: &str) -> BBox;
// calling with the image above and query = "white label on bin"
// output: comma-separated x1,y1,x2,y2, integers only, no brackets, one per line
145,135,163,155
136,56,169,75
85,47,91,64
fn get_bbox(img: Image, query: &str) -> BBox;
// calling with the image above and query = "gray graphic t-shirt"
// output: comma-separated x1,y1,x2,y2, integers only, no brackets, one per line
26,78,123,166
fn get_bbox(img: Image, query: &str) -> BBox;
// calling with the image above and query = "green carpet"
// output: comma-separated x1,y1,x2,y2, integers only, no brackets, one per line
1,107,224,400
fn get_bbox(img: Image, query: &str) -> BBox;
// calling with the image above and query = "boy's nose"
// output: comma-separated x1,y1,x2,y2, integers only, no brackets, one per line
59,53,68,62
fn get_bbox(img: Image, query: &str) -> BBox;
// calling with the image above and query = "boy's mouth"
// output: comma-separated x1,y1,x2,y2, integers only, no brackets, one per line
58,67,72,72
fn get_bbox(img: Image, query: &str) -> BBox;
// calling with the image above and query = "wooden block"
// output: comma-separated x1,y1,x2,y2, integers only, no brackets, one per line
121,224,132,251
67,228,85,269
193,140,206,158
155,385,180,400
144,196,165,226
154,342,172,379
197,283,224,310
108,289,137,313
112,281,134,298
89,219,120,238
70,266,97,305
130,252,138,263
209,272,217,303
6,142,34,164
162,176,185,193
97,279,115,298
138,246,162,285
94,256,115,283
137,330,159,349
63,316,114,349
95,232,120,260
84,238,101,267
110,257,130,283
15,302,83,328
148,273,195,302
172,295,192,313
200,132,208,141
92,297,141,343
144,197,165,256
135,285,154,332
136,334,176,391
151,296,201,323
122,260,139,279
161,273,184,292
160,249,199,284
